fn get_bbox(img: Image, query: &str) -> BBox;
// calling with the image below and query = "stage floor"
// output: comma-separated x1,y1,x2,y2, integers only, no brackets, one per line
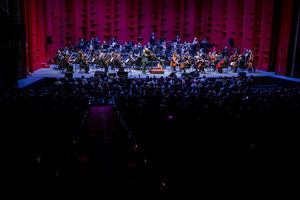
18,65,300,88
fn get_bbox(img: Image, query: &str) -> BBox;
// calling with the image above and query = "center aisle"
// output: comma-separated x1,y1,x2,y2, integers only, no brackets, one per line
82,105,153,196
87,105,117,193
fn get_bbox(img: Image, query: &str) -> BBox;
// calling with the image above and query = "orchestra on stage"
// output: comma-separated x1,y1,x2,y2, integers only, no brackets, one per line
53,33,256,75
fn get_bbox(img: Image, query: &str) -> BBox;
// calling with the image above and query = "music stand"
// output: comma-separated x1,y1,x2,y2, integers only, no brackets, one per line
103,44,109,49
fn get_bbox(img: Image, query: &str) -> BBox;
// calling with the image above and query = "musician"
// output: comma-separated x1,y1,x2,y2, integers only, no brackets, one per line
222,46,229,58
110,37,117,45
77,53,89,73
141,49,148,74
207,52,213,69
198,49,205,58
54,50,63,69
192,37,198,45
125,52,136,67
201,37,208,51
146,48,161,69
247,51,255,72
122,41,129,53
59,54,68,71
83,54,90,73
190,37,198,55
134,53,142,69
101,41,108,49
153,45,158,54
88,40,94,52
114,54,124,72
234,55,244,72
137,42,143,54
161,40,167,50
89,36,95,43
61,53,73,72
64,47,70,55
216,56,229,73
89,51,98,68
108,52,116,70
170,52,179,72
79,38,85,50
179,56,192,73
234,47,240,55
149,32,156,46
93,51,101,69
145,42,153,52
99,53,109,73
197,58,206,73
194,52,203,73
176,35,181,44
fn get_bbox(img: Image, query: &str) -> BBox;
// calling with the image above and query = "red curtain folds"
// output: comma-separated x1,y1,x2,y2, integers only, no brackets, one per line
274,0,294,76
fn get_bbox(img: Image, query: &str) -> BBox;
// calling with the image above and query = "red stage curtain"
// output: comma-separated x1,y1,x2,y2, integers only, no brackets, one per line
274,0,294,76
